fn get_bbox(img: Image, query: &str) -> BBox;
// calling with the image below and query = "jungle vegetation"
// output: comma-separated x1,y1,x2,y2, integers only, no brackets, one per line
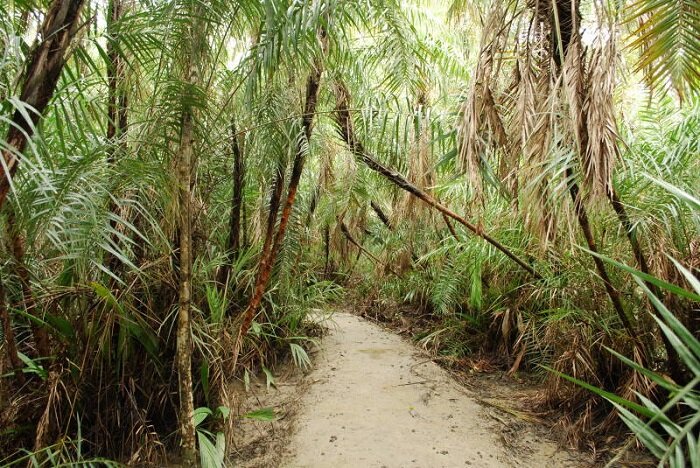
0,0,698,465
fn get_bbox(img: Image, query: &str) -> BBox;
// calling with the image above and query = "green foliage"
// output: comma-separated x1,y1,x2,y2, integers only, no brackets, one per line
1,0,699,464
558,272,700,466
0,421,121,467
243,407,278,421
628,0,700,99
558,179,700,466
194,406,230,468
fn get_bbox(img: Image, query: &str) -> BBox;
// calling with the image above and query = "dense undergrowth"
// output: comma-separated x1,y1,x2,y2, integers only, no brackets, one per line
0,0,699,466
350,102,699,450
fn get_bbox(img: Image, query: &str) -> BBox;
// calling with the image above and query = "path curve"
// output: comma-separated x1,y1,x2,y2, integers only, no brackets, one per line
281,312,584,468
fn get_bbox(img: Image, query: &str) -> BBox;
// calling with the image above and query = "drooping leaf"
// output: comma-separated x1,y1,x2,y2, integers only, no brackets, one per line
242,407,277,422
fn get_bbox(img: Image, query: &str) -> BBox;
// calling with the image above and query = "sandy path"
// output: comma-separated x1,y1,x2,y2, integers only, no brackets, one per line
280,312,584,468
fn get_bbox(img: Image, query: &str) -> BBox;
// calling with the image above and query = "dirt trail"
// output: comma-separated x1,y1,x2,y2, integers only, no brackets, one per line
233,312,588,467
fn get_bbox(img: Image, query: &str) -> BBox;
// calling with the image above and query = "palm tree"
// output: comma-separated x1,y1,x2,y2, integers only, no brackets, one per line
0,0,697,464
455,0,699,376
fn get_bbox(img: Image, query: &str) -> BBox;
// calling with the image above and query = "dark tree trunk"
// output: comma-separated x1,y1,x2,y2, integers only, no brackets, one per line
0,273,24,384
106,0,127,163
370,201,393,230
252,165,285,284
1,0,86,364
7,210,50,358
566,170,637,340
217,119,245,288
550,0,578,68
323,224,331,277
105,0,129,275
554,0,647,357
340,221,399,276
609,189,685,382
0,0,87,209
442,214,460,241
233,31,327,370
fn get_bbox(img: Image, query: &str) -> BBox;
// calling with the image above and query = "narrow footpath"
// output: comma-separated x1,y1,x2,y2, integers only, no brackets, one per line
233,312,588,467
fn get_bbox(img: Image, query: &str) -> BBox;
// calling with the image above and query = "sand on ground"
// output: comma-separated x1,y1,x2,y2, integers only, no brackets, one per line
233,312,588,468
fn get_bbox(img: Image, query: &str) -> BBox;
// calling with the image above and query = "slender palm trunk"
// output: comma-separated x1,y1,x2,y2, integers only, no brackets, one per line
307,188,320,222
370,201,393,230
609,188,683,380
609,191,653,284
174,10,205,461
0,0,86,209
265,68,322,265
323,224,331,276
105,0,129,275
175,109,197,464
332,83,541,280
1,0,85,362
567,171,636,339
248,166,285,296
442,214,460,241
7,210,50,358
217,120,245,289
233,34,327,370
554,0,643,351
106,0,127,163
0,274,24,384
340,221,399,276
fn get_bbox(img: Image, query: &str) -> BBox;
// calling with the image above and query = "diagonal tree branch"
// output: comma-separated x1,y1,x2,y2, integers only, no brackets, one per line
0,0,87,209
332,82,542,280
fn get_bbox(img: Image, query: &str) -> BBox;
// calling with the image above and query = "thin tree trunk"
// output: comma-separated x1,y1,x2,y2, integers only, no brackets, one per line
233,32,327,370
442,214,460,241
247,165,285,294
7,210,50,357
175,109,196,464
332,83,541,280
609,190,653,287
566,171,637,341
173,8,205,460
340,221,399,276
323,224,331,276
250,70,321,302
308,188,320,222
106,0,127,163
609,188,683,380
212,124,245,442
217,119,245,289
556,2,643,351
370,201,393,230
0,0,86,210
105,0,129,275
0,273,25,384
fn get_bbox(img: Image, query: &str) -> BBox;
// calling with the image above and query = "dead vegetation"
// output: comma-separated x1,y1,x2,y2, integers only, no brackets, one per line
1,0,699,465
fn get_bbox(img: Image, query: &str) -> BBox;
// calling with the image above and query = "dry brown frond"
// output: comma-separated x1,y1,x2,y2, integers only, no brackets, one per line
456,3,511,204
399,92,435,227
562,33,586,156
583,24,619,201
507,56,537,200
33,369,62,453
521,67,559,247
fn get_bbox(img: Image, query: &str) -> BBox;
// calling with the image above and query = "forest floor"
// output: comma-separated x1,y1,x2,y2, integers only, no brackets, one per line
230,311,593,467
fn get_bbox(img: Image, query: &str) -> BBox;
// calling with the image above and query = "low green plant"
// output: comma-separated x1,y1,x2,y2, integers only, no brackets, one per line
0,420,121,467
554,181,700,467
193,406,230,468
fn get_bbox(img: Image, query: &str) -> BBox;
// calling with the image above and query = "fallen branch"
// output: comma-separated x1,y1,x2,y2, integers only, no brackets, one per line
340,221,399,277
332,82,541,280
370,201,393,230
